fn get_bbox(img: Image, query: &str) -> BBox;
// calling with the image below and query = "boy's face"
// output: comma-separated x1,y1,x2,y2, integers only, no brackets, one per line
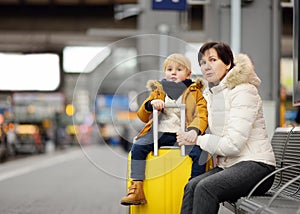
164,61,191,83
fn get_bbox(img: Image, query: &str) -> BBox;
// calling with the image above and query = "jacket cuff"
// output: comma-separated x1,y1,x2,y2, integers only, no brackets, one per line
187,127,201,135
145,100,153,111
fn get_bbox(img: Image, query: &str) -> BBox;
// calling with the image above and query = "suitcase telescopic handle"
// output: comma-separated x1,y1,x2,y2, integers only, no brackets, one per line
152,103,186,157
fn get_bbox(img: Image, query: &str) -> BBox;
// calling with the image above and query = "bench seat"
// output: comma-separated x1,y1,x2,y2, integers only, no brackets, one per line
235,127,300,214
237,194,300,214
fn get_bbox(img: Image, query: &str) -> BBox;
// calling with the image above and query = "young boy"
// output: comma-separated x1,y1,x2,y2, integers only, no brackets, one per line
120,53,208,206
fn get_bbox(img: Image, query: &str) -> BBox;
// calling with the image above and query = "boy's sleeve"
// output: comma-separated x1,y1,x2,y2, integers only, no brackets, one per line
137,91,164,123
144,100,153,112
137,96,154,123
187,90,208,135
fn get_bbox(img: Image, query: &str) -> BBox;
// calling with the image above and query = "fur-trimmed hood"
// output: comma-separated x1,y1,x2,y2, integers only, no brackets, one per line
146,77,205,92
222,54,261,89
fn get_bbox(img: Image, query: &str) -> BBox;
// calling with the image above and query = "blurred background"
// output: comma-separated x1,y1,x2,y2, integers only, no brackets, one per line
0,0,296,161
0,1,297,213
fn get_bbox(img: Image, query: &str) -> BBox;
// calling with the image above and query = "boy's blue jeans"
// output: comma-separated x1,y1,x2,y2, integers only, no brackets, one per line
130,130,206,180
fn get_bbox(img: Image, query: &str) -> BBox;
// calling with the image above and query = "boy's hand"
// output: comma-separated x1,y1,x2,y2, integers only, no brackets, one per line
177,130,198,146
151,99,165,111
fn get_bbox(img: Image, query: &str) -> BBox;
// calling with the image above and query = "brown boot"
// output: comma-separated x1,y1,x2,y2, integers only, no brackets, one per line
120,181,147,206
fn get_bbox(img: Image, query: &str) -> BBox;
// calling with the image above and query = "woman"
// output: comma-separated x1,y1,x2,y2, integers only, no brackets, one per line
177,42,276,214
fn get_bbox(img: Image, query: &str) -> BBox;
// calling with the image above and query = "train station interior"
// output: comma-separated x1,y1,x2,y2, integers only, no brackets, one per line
0,0,295,156
0,0,298,213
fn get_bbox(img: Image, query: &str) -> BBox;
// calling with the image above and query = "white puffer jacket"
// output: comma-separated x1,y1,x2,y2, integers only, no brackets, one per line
198,54,276,169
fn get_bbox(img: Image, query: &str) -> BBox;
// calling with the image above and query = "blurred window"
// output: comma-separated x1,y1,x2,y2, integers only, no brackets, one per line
63,46,111,73
0,53,60,91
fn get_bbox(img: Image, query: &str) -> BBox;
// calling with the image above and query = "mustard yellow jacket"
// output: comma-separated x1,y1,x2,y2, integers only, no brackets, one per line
136,78,208,139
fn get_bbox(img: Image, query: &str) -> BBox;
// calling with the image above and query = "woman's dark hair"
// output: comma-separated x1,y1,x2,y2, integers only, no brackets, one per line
198,42,235,70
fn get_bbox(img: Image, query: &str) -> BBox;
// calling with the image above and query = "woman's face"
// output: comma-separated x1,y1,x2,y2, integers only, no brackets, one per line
199,48,231,84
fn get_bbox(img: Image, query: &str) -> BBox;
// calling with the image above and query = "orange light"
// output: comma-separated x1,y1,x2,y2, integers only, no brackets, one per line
66,104,75,116
16,125,38,134
116,111,137,120
8,123,14,130
0,114,4,124
42,119,52,129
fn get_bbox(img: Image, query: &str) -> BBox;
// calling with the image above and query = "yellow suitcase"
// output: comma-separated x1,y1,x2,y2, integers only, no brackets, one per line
126,104,192,214
126,148,192,214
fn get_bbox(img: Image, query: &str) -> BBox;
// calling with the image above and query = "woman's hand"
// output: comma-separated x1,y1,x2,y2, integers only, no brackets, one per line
177,130,198,146
151,99,165,111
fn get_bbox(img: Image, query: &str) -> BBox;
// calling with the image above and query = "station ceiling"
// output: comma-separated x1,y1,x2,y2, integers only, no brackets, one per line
0,1,293,55
0,0,139,52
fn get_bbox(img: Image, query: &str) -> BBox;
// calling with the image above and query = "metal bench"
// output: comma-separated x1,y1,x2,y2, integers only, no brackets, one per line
236,126,300,214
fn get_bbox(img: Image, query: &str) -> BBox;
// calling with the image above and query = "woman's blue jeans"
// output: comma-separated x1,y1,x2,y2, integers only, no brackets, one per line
180,161,275,214
130,130,206,180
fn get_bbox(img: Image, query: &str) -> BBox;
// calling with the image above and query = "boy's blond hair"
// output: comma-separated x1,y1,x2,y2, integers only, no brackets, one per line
163,53,191,74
